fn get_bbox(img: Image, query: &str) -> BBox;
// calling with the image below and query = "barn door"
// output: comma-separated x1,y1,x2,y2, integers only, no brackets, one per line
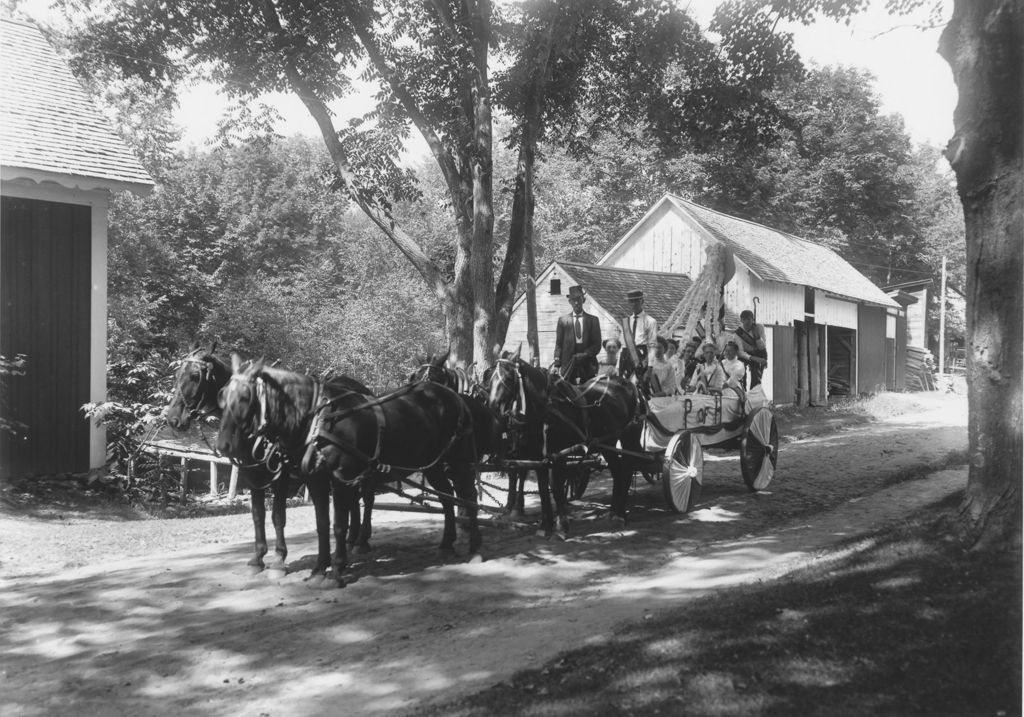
857,305,888,395
1,196,92,478
772,325,796,404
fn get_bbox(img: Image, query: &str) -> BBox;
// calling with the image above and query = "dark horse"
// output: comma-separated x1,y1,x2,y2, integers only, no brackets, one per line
165,345,373,574
409,352,518,512
487,348,641,537
219,359,481,586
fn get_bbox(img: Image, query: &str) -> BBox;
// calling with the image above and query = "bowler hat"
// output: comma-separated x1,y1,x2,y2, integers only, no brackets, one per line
568,285,585,299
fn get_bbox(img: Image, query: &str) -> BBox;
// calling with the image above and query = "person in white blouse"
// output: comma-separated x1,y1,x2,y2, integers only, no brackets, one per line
685,343,726,392
720,340,747,391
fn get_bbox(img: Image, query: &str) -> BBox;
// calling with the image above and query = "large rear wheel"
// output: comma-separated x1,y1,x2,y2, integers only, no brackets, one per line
740,407,778,491
661,431,703,513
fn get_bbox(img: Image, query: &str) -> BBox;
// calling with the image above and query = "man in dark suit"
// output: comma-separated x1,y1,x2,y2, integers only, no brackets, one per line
553,285,602,384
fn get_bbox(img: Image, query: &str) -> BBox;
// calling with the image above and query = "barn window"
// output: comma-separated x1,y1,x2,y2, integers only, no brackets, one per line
550,279,561,295
804,286,815,316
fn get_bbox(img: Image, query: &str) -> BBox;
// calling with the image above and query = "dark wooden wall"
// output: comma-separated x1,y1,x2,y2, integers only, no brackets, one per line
857,304,888,395
1,196,92,478
772,324,796,404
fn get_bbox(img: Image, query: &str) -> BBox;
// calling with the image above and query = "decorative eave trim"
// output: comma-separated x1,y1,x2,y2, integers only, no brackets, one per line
1,166,153,197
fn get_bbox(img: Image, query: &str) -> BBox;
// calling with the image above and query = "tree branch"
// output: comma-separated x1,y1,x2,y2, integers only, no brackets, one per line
258,0,452,302
346,11,470,230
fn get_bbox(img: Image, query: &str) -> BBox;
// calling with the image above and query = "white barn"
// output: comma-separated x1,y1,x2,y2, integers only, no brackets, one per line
504,194,905,405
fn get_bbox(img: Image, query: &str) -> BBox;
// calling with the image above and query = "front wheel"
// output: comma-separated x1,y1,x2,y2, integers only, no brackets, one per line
740,407,778,491
662,431,703,513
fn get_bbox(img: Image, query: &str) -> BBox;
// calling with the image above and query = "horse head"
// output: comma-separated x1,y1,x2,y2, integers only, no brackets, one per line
216,354,263,457
166,342,229,430
409,348,457,391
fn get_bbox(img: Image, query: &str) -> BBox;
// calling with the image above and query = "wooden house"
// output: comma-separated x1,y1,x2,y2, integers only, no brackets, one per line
1,18,153,478
504,194,904,405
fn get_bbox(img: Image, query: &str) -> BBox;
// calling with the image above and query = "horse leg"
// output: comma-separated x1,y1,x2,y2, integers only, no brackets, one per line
451,463,482,558
330,482,353,586
607,454,630,525
247,485,269,573
551,462,571,540
346,486,361,546
307,478,333,580
355,481,374,554
424,467,458,556
266,476,289,570
535,466,554,537
505,468,527,518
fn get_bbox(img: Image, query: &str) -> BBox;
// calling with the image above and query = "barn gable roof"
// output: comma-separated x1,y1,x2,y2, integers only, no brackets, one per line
528,260,742,330
0,18,153,193
599,194,897,309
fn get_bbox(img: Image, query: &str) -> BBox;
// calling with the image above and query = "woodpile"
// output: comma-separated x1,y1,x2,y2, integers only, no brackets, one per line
906,346,937,391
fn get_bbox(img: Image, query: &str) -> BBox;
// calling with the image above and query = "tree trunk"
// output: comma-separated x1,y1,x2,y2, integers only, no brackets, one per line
494,19,556,360
939,0,1023,550
468,0,496,375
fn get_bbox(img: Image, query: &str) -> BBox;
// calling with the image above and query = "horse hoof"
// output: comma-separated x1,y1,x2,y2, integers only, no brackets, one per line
245,563,265,576
438,547,458,561
608,514,627,528
266,567,287,581
467,553,484,564
306,573,326,587
355,543,373,555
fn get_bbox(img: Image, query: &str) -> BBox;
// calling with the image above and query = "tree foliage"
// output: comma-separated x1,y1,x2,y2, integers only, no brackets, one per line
58,0,802,368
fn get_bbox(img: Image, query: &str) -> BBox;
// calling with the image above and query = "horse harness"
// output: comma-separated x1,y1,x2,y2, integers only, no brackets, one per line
300,381,472,486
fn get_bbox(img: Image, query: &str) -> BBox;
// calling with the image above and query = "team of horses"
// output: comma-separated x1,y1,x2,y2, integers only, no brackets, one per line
165,343,643,587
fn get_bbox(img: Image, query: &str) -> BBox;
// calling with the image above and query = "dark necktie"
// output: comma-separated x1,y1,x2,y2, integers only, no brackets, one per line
631,314,639,339
574,315,582,341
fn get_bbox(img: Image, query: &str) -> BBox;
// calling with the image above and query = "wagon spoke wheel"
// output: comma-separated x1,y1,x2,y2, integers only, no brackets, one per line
740,407,779,491
662,431,703,513
558,464,591,503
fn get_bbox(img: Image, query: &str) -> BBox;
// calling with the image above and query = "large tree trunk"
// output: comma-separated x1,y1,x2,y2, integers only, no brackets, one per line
939,0,1023,550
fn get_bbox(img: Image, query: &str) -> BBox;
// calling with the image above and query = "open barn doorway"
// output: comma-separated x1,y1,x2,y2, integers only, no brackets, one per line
827,326,857,399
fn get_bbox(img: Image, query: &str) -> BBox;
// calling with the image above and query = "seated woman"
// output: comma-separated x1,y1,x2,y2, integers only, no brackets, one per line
684,343,726,393
720,340,747,391
649,336,680,397
600,338,622,376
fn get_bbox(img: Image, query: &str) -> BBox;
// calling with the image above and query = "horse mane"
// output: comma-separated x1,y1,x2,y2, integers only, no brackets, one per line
247,364,319,441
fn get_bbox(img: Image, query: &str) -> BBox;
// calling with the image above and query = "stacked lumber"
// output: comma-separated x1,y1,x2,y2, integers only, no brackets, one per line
906,346,937,391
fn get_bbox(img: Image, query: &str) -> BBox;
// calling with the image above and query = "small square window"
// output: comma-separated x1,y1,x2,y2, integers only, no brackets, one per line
550,279,561,295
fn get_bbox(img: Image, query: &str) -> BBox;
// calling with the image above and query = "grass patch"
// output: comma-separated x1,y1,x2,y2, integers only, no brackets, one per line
421,494,1021,717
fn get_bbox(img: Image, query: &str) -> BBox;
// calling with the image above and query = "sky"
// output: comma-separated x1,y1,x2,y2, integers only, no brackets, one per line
20,0,956,150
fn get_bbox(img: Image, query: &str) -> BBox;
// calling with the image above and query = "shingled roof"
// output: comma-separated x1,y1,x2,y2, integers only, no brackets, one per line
549,261,742,329
0,18,152,192
664,195,897,308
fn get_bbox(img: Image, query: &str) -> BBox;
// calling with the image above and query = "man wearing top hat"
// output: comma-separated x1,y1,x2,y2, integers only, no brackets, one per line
618,289,658,383
553,285,602,384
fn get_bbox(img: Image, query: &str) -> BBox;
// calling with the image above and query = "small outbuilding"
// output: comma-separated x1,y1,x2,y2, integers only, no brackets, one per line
1,18,154,478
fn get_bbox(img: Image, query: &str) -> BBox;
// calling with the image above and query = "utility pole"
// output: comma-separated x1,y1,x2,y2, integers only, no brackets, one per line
938,255,947,375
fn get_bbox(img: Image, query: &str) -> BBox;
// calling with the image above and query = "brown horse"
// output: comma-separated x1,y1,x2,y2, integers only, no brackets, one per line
165,345,295,573
219,359,481,586
409,352,516,511
486,348,641,537
166,345,373,574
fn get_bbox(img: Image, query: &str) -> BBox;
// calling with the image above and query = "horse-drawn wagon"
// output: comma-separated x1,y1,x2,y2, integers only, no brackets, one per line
641,384,778,513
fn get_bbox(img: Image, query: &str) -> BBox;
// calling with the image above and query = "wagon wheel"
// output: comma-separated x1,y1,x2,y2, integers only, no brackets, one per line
559,465,591,502
661,431,703,513
740,406,779,491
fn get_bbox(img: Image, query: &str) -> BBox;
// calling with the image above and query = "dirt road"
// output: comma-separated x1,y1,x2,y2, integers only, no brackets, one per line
0,395,967,716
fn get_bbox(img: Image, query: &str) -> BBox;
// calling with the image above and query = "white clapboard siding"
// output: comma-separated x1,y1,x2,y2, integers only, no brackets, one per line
816,292,859,329
604,204,705,276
